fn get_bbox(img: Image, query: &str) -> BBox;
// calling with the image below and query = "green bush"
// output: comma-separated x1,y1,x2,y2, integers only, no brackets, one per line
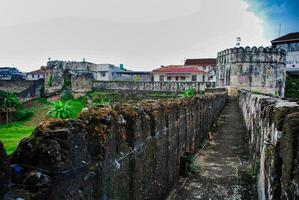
285,75,299,99
179,88,196,98
60,91,74,102
48,75,53,87
62,79,71,89
14,109,33,121
47,100,74,119
0,91,22,109
90,92,110,106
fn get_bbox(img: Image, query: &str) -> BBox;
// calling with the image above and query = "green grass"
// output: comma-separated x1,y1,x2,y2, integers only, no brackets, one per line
0,120,34,154
0,96,85,155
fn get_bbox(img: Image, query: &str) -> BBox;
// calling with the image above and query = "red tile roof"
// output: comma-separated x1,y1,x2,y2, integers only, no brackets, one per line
184,58,216,66
271,32,299,44
153,65,206,73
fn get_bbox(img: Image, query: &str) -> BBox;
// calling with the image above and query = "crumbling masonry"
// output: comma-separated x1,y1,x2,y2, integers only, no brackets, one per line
1,92,226,200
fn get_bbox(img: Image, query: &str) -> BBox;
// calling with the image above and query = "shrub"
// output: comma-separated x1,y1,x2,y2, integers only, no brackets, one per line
62,79,71,89
60,91,74,102
14,109,33,121
179,88,196,98
48,75,53,87
0,91,22,109
47,100,74,119
91,92,110,106
285,75,299,99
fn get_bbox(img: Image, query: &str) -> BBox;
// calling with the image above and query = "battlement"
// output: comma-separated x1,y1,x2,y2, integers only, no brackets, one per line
217,46,286,64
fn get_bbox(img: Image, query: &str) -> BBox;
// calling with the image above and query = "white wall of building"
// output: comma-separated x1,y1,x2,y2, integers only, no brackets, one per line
26,74,44,80
153,73,207,82
286,51,299,72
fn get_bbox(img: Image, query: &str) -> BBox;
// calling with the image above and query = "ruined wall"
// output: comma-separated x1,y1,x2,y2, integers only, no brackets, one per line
0,79,44,101
238,89,299,199
4,92,226,200
45,60,95,94
218,47,286,97
93,81,215,93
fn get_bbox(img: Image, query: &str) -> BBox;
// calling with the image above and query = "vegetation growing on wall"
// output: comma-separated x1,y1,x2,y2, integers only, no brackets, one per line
47,75,53,87
285,75,299,99
179,88,196,97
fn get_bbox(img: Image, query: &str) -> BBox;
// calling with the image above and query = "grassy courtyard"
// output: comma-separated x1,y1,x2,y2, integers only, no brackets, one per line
0,96,85,154
0,90,176,154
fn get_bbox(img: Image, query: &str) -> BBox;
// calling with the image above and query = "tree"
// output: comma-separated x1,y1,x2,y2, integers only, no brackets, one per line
0,91,22,123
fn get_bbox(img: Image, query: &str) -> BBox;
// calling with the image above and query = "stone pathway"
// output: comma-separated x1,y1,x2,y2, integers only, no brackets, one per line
168,98,257,200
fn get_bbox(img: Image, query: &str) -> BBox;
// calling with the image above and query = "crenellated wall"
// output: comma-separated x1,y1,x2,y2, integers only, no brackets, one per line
4,92,226,200
217,47,286,97
238,89,299,200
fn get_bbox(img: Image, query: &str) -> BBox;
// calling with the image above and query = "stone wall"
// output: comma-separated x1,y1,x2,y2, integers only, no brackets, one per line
238,89,299,199
4,92,226,200
0,79,44,101
93,81,215,93
218,47,286,97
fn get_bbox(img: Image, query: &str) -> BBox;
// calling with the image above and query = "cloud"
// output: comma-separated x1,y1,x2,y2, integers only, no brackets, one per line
0,0,268,71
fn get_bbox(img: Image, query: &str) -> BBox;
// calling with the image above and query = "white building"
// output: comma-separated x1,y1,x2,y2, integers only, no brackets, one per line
184,58,217,83
26,67,46,80
152,65,208,82
272,32,299,74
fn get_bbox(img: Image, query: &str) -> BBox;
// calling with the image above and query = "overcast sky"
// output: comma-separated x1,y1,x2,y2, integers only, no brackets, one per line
0,0,297,72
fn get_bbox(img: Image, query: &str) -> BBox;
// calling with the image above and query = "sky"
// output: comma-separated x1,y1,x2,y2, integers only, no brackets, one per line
0,0,298,72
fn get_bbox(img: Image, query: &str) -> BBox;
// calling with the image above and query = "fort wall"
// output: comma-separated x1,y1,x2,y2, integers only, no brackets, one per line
3,92,226,199
238,89,299,199
217,47,286,97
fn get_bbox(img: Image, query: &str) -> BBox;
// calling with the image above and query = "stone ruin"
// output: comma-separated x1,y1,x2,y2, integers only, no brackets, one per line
1,92,226,200
44,60,95,95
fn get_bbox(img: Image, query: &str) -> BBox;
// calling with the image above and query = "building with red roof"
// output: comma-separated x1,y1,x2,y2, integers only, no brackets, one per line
152,65,208,82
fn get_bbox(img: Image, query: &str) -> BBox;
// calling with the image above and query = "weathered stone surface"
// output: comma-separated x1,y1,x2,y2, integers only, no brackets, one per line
6,92,226,200
238,89,299,199
93,81,212,93
280,112,299,199
218,47,286,97
0,140,10,198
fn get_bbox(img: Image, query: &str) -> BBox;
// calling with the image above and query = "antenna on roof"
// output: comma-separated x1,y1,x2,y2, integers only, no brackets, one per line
278,24,281,37
236,37,241,47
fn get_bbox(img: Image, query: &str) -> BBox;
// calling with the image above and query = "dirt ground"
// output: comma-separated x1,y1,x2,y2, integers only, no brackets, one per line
168,98,257,200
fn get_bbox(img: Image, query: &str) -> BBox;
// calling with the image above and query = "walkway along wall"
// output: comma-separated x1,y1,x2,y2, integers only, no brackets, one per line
238,90,299,200
4,92,226,200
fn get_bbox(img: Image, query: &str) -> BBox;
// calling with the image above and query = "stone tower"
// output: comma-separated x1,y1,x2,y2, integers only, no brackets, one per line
216,46,286,97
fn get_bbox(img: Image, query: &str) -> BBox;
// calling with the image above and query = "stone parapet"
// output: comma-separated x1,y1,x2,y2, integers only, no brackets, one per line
238,89,299,199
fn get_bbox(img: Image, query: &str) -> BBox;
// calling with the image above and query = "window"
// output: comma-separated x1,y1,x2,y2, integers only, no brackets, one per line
203,66,206,70
203,75,205,82
167,76,171,81
180,76,186,81
100,72,106,77
159,75,164,81
32,74,34,78
176,76,179,81
192,75,197,81
37,75,40,78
